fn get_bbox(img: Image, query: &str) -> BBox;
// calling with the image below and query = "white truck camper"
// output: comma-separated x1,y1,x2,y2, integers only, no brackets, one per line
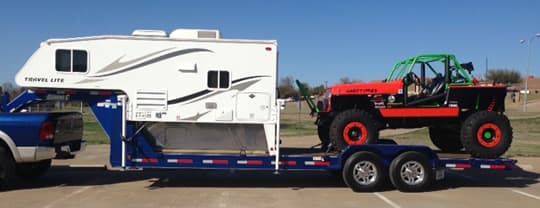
15,29,280,155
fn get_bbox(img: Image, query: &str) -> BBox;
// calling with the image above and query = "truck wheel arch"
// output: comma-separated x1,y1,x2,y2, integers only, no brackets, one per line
0,131,22,162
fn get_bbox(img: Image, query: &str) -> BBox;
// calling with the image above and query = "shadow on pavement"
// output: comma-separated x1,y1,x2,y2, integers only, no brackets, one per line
2,165,539,192
432,166,540,191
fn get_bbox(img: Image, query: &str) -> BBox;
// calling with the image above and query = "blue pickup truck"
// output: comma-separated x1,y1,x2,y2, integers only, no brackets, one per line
0,111,84,187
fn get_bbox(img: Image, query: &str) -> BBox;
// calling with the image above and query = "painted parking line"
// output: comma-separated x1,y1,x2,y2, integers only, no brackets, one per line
509,189,540,201
373,192,401,208
43,186,92,208
68,164,107,168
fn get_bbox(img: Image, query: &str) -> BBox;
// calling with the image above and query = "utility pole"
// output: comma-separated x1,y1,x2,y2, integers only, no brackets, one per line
520,33,540,112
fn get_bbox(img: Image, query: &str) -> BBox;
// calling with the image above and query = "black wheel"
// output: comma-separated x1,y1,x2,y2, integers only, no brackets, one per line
429,125,463,152
460,111,512,158
389,151,434,192
342,151,387,192
16,159,51,179
317,118,331,151
0,146,16,188
329,109,379,151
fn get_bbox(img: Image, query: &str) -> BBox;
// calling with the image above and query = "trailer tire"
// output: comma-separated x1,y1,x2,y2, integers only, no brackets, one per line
329,109,379,151
16,159,51,179
342,151,387,192
429,126,463,152
0,146,16,188
389,151,434,192
460,111,512,158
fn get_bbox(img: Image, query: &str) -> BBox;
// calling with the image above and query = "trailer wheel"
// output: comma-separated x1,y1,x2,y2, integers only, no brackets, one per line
16,159,51,179
342,151,387,192
460,111,512,158
0,146,16,188
389,151,434,192
429,125,463,152
329,109,379,151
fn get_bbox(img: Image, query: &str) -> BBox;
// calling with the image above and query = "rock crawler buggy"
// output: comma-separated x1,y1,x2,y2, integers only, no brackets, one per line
298,54,512,159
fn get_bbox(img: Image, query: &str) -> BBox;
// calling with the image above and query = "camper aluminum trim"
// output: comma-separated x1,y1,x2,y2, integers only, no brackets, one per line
44,35,277,45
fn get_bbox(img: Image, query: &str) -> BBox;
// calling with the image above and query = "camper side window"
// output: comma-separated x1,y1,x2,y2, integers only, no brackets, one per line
55,49,88,73
56,50,71,72
207,70,230,89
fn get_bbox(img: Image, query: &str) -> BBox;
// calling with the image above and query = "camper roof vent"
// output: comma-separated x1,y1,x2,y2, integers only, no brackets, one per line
132,30,168,37
169,29,221,39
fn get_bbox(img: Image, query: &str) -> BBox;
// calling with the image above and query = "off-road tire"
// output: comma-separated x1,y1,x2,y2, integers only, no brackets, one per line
317,118,331,151
329,109,379,151
0,146,16,188
342,151,387,192
16,159,51,179
429,125,463,152
460,111,512,158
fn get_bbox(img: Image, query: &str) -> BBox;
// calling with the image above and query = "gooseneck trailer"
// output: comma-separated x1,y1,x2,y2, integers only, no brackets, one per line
5,29,516,192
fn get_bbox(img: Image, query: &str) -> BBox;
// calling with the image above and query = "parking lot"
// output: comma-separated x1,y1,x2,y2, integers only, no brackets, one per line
0,144,539,208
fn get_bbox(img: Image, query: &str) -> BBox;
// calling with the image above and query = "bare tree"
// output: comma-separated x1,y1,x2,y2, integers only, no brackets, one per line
278,76,297,98
1,82,23,98
310,84,326,96
486,69,522,85
339,77,363,84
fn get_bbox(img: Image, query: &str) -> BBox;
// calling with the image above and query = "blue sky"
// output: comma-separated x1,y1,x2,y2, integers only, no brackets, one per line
0,0,539,86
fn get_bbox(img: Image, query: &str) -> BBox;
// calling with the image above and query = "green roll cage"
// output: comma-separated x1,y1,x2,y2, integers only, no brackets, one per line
386,54,473,86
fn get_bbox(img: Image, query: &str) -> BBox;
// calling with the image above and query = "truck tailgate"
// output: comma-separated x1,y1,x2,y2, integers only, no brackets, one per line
51,112,83,144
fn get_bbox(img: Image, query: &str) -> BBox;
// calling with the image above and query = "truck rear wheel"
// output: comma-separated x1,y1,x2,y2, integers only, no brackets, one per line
389,151,434,192
460,111,512,158
16,159,51,179
329,109,379,151
342,151,387,192
0,146,16,188
428,125,463,152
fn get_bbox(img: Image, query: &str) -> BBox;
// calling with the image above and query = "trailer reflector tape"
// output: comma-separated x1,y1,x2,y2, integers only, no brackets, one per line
99,91,113,96
237,160,263,165
203,160,229,165
445,164,471,169
305,161,330,166
90,91,113,96
132,158,158,163
480,164,506,170
167,159,194,164
178,159,193,164
34,89,48,94
271,161,297,166
58,90,77,95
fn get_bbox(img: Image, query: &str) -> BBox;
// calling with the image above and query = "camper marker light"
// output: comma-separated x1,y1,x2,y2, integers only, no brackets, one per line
265,47,272,51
